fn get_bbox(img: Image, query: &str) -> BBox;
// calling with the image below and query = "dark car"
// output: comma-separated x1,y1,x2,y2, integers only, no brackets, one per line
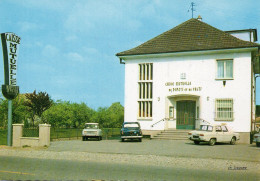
120,122,143,142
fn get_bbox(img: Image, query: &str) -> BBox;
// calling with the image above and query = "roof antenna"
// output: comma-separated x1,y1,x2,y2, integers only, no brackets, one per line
188,2,196,18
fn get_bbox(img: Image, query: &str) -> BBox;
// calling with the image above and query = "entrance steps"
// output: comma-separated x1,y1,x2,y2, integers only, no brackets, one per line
152,129,192,140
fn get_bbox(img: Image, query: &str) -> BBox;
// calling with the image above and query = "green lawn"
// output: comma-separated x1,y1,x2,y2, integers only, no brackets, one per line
0,129,7,145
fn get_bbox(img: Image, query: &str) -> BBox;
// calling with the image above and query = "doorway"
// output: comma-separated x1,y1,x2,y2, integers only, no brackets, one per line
176,100,196,129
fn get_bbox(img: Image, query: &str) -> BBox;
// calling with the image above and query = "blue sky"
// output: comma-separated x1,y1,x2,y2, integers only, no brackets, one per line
0,0,260,109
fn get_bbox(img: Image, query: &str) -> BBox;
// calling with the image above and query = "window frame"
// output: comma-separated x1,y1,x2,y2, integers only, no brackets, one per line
216,59,234,80
138,63,153,119
215,98,234,121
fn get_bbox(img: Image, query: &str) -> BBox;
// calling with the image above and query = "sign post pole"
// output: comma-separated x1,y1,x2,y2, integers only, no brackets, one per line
7,100,12,146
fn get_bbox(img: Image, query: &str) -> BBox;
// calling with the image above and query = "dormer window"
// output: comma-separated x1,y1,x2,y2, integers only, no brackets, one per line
216,59,233,80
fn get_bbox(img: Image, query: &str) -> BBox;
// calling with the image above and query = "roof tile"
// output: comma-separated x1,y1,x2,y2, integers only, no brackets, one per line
116,18,259,56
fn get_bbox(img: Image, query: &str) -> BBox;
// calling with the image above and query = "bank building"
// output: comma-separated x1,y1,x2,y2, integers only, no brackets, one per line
116,17,260,143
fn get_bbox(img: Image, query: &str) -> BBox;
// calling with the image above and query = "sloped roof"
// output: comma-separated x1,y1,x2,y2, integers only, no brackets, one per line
116,18,259,56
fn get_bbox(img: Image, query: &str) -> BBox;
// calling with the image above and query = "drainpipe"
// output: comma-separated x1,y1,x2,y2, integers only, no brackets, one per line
255,74,260,131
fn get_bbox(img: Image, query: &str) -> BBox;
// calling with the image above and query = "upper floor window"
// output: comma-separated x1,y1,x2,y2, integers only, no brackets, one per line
216,59,233,79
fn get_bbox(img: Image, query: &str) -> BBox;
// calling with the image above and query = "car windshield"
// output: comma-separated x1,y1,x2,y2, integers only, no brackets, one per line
84,124,98,129
200,125,213,131
124,123,139,128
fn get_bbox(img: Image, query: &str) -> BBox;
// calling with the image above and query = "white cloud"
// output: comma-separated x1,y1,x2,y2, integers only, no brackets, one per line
18,21,41,32
41,44,60,58
83,47,99,55
65,35,78,42
66,52,84,62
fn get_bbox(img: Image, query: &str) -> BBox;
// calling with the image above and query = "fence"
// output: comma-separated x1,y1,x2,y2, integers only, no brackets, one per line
23,127,39,137
0,127,121,144
0,129,7,145
50,128,121,141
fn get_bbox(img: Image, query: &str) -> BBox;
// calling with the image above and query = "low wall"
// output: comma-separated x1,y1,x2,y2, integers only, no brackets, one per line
12,124,51,147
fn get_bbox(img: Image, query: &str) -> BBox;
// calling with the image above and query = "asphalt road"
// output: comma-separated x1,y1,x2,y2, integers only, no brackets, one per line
0,156,259,181
49,139,259,162
0,139,259,180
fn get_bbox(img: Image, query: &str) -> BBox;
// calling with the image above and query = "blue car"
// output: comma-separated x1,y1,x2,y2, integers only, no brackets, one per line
120,122,143,142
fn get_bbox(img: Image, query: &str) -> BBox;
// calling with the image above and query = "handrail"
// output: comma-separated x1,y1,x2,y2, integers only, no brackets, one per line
196,118,211,125
151,118,169,127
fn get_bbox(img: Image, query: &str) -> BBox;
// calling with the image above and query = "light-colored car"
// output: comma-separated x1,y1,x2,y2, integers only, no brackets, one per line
253,133,260,147
188,124,240,146
82,123,102,141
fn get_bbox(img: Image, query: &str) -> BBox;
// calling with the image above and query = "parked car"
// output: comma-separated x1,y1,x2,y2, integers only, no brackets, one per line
253,133,260,147
120,122,143,142
82,123,102,141
188,124,240,146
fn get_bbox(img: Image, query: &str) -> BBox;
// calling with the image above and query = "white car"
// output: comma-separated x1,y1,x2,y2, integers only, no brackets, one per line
253,133,260,147
82,123,102,141
188,125,240,146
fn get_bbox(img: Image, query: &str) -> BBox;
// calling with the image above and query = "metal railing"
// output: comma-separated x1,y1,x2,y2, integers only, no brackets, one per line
23,127,39,137
151,118,169,127
50,128,121,141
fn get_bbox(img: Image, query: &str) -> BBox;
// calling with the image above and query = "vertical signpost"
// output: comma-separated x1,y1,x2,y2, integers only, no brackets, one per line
1,32,20,146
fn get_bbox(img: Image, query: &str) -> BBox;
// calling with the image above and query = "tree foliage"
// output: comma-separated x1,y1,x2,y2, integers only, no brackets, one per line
0,91,124,128
23,90,53,125
0,94,29,127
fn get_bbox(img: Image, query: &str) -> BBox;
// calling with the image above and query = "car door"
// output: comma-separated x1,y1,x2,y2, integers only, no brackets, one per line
221,126,231,142
215,126,223,142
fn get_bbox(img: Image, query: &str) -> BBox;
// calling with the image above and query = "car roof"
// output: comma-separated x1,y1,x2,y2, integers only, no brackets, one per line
85,123,98,125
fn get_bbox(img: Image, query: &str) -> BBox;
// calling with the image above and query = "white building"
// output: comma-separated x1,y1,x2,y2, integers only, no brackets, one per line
116,18,260,143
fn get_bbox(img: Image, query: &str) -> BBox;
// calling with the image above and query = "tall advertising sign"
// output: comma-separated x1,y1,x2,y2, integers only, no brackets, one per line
1,32,21,146
1,33,20,99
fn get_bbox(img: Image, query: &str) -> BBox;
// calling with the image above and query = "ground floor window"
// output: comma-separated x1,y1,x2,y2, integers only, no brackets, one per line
215,98,234,121
138,101,152,118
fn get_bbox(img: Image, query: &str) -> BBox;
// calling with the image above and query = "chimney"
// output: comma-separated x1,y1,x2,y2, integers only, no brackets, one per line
197,15,202,21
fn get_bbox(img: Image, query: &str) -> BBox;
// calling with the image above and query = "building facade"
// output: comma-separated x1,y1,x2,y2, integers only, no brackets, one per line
116,18,260,143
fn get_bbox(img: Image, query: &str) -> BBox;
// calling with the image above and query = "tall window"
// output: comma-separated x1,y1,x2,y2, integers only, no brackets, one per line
215,99,234,121
138,63,153,118
217,59,233,79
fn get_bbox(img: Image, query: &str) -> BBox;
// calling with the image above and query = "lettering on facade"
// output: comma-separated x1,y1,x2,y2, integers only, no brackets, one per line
165,81,202,92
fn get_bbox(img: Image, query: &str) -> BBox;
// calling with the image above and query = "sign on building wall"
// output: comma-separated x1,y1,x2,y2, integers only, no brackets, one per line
1,32,20,99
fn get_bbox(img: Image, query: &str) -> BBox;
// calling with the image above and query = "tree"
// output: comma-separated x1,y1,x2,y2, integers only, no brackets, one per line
24,90,53,126
0,94,29,128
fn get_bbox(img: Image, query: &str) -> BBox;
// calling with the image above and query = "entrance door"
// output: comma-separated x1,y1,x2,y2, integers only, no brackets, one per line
176,100,196,129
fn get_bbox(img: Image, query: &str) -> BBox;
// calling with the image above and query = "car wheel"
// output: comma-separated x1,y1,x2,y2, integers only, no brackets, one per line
82,136,85,141
230,137,236,145
97,136,100,141
121,138,124,142
100,136,102,140
194,141,200,145
256,142,260,147
209,138,216,146
139,138,142,142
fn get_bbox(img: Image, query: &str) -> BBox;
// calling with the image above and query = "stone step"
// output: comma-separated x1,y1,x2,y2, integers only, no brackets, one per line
152,129,192,140
152,137,187,140
157,132,189,134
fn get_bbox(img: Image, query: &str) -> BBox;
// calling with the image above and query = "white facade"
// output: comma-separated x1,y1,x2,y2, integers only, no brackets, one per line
123,48,256,133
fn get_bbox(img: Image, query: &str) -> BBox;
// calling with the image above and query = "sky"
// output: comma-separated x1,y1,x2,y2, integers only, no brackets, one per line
0,0,260,109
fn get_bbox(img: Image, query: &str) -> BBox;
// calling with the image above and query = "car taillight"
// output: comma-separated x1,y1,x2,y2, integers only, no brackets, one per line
200,134,204,136
254,136,258,138
188,133,192,135
121,131,124,135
